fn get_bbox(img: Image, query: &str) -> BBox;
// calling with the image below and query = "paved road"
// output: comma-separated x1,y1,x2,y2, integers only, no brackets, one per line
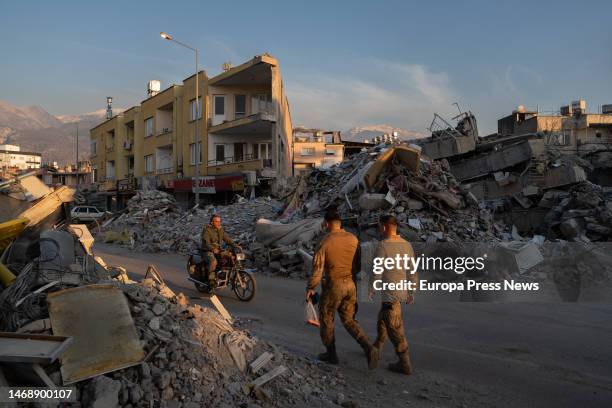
95,243,612,408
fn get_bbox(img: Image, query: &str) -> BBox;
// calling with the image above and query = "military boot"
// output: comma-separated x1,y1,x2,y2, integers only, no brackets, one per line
358,339,379,370
318,343,339,365
388,352,412,375
373,338,384,355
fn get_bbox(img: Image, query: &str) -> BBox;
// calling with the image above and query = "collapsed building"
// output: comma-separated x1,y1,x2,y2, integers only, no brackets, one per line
408,100,612,238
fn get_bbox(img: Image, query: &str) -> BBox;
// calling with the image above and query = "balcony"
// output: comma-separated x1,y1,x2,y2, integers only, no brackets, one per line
155,166,174,175
208,112,275,135
208,154,272,167
157,127,173,136
207,159,264,175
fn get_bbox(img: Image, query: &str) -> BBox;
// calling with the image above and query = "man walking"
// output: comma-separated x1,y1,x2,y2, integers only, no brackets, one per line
306,211,378,369
369,215,416,375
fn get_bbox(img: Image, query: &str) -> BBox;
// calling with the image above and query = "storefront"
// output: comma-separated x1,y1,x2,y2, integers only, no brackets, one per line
173,173,245,207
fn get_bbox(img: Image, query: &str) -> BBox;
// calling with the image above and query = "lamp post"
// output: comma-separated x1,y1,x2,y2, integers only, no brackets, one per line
75,121,79,191
160,31,201,206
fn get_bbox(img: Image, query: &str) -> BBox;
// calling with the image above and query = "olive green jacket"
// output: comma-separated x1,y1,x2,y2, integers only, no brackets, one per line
201,225,235,252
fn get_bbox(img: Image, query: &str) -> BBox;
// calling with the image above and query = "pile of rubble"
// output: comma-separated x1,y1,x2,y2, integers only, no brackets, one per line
284,145,501,242
541,181,612,242
0,224,349,407
104,191,281,255
251,144,504,278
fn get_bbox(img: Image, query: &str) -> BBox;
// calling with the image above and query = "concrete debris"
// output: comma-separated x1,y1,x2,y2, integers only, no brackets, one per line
81,375,122,408
103,191,281,255
541,182,612,242
0,230,349,406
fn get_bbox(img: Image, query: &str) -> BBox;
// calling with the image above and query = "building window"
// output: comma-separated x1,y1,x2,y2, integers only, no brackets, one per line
190,97,202,121
325,148,337,156
145,117,154,137
91,141,97,155
301,147,315,156
144,154,154,173
235,95,246,118
215,144,225,162
253,143,271,159
214,96,225,115
189,142,202,164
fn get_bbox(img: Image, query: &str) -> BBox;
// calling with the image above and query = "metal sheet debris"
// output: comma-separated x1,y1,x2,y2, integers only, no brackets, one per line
47,284,145,384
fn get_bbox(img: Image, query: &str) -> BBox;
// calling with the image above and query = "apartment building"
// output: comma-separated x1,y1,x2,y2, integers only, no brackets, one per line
90,54,293,209
0,144,42,170
498,100,612,155
292,128,344,174
205,54,293,180
39,161,93,188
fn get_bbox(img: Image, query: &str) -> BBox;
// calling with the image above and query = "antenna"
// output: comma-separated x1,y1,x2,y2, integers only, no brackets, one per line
106,97,113,119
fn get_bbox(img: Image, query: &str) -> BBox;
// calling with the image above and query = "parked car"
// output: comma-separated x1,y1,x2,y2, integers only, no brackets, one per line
70,206,107,223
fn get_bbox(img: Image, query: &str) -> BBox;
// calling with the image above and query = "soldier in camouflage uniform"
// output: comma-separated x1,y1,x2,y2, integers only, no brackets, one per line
201,214,236,284
306,212,378,369
369,215,416,375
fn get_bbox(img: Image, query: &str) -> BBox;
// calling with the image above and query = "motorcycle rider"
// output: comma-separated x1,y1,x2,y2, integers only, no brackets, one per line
201,214,237,285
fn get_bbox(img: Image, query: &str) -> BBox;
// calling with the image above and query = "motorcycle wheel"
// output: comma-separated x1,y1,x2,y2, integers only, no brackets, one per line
233,270,256,302
188,258,213,294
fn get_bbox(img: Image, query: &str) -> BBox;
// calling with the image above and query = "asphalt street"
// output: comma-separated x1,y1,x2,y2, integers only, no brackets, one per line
95,242,612,408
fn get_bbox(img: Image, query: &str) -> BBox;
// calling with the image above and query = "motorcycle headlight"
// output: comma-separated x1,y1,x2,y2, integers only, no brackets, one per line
236,253,245,261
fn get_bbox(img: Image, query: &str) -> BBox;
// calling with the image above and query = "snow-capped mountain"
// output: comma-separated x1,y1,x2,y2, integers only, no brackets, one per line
342,124,426,142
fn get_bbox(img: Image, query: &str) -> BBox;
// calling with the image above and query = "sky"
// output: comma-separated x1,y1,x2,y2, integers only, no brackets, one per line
1,0,611,134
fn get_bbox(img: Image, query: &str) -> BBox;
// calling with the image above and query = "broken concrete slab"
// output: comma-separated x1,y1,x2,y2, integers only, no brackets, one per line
364,146,421,188
451,141,532,181
499,241,544,275
81,375,121,408
560,218,583,239
358,193,390,210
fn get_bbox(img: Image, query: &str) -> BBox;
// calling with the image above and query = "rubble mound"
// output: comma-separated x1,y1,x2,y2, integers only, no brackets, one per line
2,264,347,407
104,196,281,254
127,190,179,214
91,278,345,407
283,145,501,243
542,181,612,241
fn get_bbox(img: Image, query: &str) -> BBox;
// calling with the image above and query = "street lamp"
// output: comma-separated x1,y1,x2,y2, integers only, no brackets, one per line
160,31,201,206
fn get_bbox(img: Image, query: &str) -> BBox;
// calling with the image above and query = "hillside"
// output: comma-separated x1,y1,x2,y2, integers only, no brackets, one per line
0,101,116,165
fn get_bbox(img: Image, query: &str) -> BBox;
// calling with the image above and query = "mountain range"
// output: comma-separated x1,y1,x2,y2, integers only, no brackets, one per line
0,100,426,165
0,101,121,165
341,124,425,142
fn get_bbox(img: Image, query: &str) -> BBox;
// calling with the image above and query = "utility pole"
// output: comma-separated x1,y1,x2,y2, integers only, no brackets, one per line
160,31,201,206
76,121,79,191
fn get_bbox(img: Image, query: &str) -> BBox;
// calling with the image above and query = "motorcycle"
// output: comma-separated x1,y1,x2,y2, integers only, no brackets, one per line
186,246,257,302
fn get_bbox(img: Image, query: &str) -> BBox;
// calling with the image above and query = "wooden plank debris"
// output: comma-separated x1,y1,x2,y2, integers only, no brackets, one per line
251,365,288,388
209,294,233,323
249,351,273,374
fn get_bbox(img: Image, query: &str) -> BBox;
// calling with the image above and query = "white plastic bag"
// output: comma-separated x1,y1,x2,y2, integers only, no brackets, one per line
304,299,320,327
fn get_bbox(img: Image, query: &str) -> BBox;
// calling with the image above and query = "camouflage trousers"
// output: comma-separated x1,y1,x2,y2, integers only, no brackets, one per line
203,252,217,281
319,277,370,347
375,301,409,355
